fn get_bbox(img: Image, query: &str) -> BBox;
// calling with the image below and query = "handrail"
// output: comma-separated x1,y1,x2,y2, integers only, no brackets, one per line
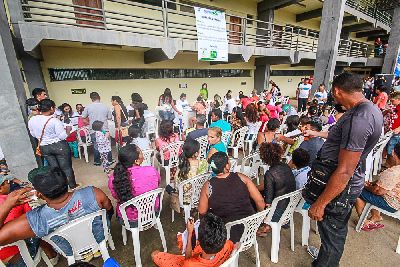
345,0,392,27
19,0,383,59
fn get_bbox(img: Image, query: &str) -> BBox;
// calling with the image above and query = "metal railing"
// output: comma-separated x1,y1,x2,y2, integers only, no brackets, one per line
345,0,393,27
20,0,378,58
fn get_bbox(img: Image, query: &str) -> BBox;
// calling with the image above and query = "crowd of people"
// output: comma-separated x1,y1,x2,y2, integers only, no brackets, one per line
0,72,400,267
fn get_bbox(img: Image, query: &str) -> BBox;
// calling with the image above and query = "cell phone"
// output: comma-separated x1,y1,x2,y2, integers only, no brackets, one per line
165,184,176,194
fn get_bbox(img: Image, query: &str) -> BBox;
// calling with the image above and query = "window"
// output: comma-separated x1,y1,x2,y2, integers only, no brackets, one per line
48,68,251,81
130,0,162,7
270,70,314,76
247,15,254,25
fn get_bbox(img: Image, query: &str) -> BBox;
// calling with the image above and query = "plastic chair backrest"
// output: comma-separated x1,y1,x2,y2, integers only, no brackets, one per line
77,127,91,145
119,188,164,231
178,173,211,208
42,209,110,262
160,141,184,168
231,126,248,148
221,132,232,148
195,135,209,160
225,209,270,252
229,158,238,172
240,152,261,180
219,244,242,267
0,240,39,267
146,116,158,133
265,189,302,225
141,149,154,166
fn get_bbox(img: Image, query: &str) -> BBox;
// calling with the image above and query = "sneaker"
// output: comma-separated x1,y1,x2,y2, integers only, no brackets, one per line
307,246,319,260
93,250,102,258
94,162,101,166
81,252,94,263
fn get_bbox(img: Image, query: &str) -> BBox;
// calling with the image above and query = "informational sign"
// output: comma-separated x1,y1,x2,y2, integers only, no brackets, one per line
71,88,86,94
395,49,400,78
194,7,228,62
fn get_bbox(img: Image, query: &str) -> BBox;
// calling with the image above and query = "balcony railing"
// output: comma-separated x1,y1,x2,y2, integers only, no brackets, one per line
20,0,377,59
346,0,393,27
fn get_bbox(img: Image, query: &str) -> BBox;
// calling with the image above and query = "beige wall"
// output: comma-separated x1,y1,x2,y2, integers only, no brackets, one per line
270,64,314,97
41,46,255,111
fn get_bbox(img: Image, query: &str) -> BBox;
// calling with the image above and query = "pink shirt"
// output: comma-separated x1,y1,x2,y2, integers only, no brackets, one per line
267,104,282,119
155,134,180,160
108,166,161,221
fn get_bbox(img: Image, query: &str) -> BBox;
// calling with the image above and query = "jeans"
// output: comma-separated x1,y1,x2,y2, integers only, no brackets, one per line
359,189,397,213
41,140,77,188
298,98,308,112
91,133,113,164
312,200,355,267
387,135,400,156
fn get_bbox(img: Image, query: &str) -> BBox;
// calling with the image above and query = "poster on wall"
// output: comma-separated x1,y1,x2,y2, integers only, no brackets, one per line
194,7,228,62
395,49,400,78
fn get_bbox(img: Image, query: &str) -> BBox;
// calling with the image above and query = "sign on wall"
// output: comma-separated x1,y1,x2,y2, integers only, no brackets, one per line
194,7,228,62
71,88,86,94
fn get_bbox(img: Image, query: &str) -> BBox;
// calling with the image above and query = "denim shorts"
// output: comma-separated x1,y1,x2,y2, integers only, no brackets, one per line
387,135,400,155
359,189,397,213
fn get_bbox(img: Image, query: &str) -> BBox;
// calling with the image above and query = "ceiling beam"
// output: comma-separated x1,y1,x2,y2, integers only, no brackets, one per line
342,16,359,25
367,34,390,41
342,22,375,33
258,0,304,12
356,29,388,38
296,8,323,22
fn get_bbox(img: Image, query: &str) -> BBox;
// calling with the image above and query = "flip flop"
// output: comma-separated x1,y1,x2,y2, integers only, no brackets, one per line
361,222,385,232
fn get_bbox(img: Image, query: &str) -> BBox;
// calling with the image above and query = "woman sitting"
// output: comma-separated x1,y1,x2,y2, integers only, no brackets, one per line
152,212,234,267
229,107,246,132
176,139,209,204
155,120,180,165
244,103,259,140
284,115,301,137
256,118,294,149
128,125,151,151
207,127,227,160
257,142,296,236
108,144,161,228
199,152,265,242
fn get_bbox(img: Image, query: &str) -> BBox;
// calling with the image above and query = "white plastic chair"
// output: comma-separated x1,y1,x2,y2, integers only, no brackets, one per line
145,116,159,140
42,209,114,266
371,133,392,177
356,203,400,254
221,131,232,149
195,135,209,160
281,96,290,105
225,209,270,267
0,240,53,267
219,244,241,267
76,127,92,163
228,126,249,159
235,152,261,185
294,198,319,246
141,149,155,166
173,172,211,222
159,141,184,185
264,189,303,263
119,188,167,267
229,158,238,172
244,122,262,156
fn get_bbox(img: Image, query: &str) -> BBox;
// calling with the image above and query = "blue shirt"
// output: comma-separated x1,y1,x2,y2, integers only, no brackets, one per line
292,166,310,189
208,142,227,154
210,119,232,132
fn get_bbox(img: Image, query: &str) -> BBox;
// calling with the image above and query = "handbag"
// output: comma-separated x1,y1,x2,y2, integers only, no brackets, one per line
35,117,53,157
119,105,130,138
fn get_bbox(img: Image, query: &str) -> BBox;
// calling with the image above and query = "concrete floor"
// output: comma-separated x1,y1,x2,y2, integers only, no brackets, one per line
43,149,400,267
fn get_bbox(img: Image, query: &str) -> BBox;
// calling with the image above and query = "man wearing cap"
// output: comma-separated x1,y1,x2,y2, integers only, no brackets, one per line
0,167,113,257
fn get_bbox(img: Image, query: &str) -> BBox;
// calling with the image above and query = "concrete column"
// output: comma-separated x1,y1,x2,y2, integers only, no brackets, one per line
254,8,273,92
312,0,346,92
254,64,270,92
21,54,47,93
382,7,400,74
0,2,37,179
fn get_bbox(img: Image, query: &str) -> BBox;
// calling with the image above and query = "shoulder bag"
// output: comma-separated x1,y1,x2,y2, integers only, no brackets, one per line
35,117,53,156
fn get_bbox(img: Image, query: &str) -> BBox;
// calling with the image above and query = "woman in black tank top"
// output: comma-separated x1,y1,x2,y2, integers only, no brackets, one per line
198,152,265,243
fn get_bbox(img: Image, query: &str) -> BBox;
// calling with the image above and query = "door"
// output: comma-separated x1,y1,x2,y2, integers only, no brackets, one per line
229,16,242,44
73,0,104,28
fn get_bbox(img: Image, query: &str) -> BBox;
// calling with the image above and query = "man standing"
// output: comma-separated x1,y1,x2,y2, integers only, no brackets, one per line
297,78,311,112
303,73,383,266
82,92,112,166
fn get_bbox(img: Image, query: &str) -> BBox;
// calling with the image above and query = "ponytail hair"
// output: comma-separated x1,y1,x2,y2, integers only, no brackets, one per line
112,144,140,203
178,139,200,180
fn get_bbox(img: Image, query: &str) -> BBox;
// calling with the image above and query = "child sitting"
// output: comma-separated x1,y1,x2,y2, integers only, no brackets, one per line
128,125,151,151
92,121,112,174
289,148,311,189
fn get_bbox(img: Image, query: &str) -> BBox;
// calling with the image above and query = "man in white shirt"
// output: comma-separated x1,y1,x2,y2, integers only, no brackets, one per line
82,92,112,165
297,78,311,112
224,94,237,114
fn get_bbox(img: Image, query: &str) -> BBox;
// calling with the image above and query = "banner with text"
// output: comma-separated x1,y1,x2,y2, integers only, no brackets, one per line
194,7,228,62
395,48,400,78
